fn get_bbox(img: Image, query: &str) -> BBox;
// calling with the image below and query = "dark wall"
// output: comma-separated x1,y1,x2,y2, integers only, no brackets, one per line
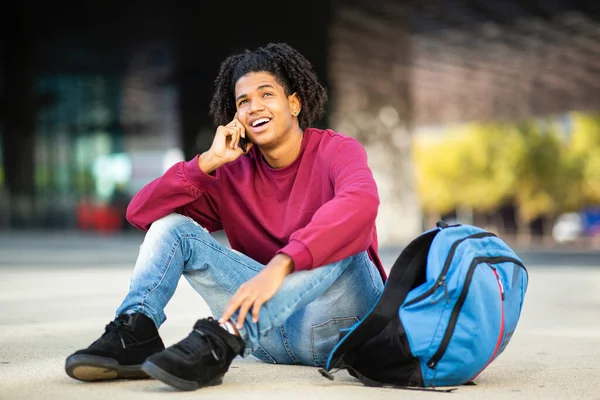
0,0,332,227
174,1,333,158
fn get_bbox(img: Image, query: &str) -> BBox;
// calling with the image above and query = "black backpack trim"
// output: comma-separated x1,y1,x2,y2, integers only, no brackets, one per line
320,229,455,391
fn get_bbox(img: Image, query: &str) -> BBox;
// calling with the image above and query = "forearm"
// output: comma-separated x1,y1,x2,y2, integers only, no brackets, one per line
127,157,222,231
279,192,379,271
198,151,226,175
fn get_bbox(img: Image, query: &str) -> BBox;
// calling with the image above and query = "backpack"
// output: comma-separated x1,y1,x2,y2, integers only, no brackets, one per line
319,222,529,391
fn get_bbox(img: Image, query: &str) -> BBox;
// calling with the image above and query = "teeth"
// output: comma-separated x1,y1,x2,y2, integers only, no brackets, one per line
252,118,270,127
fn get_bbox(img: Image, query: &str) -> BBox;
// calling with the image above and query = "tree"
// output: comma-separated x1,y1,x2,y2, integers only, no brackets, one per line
569,112,600,206
412,132,464,217
455,123,522,212
510,120,585,240
412,122,521,224
412,118,588,239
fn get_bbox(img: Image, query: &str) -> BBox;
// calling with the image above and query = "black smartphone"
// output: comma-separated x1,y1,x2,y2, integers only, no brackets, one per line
238,136,250,152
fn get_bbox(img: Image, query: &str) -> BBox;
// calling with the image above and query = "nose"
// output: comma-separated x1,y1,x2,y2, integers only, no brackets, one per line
248,97,265,113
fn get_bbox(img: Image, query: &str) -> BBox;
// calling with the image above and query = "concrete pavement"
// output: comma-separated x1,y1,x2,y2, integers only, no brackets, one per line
1,233,599,399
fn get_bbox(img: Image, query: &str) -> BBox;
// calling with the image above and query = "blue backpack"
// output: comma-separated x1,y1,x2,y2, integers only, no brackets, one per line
319,222,529,391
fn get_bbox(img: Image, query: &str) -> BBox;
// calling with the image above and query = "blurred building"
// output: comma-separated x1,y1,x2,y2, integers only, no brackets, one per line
2,0,600,244
1,0,330,232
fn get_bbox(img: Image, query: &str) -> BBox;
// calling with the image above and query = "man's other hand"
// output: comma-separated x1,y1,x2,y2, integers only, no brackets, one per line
219,254,294,329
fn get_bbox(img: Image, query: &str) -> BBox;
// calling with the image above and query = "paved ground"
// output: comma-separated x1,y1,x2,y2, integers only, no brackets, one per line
1,232,599,399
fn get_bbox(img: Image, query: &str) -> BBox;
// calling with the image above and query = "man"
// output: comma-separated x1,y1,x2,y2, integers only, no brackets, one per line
65,42,386,391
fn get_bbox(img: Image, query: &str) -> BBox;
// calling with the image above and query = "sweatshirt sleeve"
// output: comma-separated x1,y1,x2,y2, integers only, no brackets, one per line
126,155,223,232
277,138,380,271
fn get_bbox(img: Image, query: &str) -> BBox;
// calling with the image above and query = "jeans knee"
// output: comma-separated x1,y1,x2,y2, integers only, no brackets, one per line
148,213,207,237
139,214,209,254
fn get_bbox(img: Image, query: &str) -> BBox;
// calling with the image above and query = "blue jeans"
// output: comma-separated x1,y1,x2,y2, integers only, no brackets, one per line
116,213,384,366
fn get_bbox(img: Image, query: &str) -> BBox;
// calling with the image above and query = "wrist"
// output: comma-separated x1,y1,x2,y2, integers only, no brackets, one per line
269,254,295,275
198,151,224,174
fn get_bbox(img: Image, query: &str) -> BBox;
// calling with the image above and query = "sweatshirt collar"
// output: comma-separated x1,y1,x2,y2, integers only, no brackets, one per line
259,129,311,176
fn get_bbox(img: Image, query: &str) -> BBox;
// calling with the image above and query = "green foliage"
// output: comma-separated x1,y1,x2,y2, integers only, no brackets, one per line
455,123,522,212
569,112,600,205
413,133,464,215
413,113,600,225
512,121,582,222
413,122,521,215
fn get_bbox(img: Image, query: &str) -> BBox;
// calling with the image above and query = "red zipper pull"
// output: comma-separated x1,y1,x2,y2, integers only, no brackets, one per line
492,269,505,300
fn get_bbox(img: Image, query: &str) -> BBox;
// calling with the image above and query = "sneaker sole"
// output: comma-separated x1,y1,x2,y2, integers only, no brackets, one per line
141,360,224,391
65,354,149,382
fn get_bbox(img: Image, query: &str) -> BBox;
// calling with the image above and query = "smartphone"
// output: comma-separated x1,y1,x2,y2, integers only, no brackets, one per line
238,136,250,153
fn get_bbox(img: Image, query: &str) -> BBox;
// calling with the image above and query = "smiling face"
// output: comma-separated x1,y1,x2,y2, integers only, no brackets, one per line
234,71,301,149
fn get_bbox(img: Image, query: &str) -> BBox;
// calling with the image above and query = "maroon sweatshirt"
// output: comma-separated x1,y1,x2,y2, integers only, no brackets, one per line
126,128,386,281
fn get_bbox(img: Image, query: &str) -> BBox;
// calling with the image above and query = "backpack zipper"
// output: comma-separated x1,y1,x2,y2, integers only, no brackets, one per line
405,232,496,307
426,256,524,370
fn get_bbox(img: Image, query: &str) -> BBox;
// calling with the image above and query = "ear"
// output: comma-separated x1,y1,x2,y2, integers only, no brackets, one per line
288,93,301,116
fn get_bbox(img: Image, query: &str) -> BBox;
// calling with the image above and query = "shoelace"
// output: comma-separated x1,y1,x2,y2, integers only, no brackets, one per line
103,318,131,349
173,329,221,362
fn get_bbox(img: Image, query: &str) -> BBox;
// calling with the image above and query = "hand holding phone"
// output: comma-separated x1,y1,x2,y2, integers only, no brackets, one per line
206,114,253,166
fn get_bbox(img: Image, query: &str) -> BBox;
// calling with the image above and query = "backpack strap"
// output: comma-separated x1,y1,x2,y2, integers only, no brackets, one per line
371,229,438,326
324,229,439,371
320,365,456,393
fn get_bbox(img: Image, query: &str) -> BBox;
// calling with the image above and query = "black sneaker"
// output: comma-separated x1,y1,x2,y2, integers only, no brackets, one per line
141,317,245,391
65,313,165,382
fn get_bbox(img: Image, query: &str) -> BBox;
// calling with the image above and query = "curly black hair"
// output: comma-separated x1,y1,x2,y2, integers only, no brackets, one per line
209,43,328,130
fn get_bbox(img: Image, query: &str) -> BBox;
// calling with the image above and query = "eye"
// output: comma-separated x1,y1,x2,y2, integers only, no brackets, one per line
263,92,273,98
238,99,248,106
